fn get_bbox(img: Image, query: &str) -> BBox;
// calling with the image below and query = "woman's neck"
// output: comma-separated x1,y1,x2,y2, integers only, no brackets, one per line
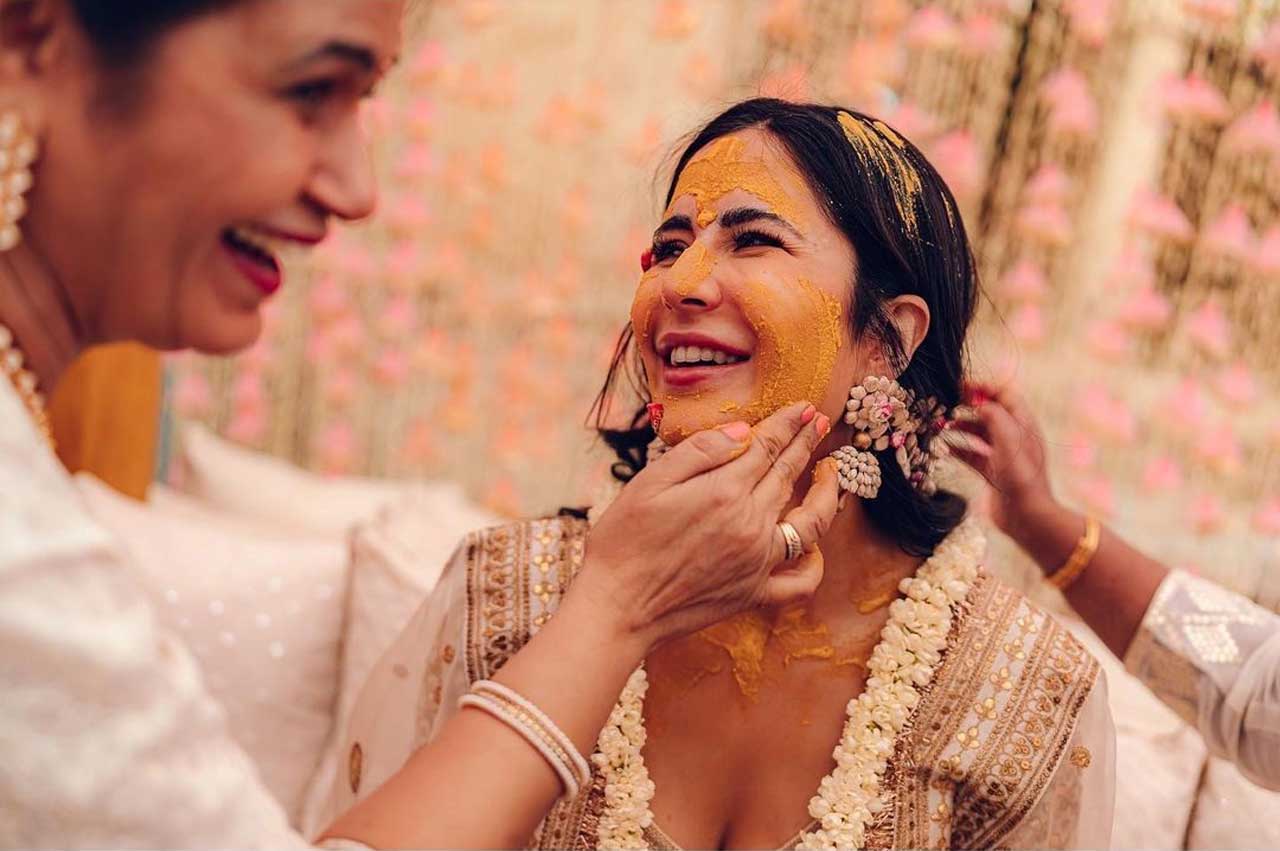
0,236,84,394
805,498,922,623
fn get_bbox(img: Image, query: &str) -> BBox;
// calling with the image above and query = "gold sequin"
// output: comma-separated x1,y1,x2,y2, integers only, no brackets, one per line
442,644,456,664
1070,746,1092,769
956,726,981,749
348,742,364,793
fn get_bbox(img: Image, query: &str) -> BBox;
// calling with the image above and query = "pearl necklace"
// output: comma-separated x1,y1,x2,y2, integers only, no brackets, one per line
0,322,54,448
592,519,985,850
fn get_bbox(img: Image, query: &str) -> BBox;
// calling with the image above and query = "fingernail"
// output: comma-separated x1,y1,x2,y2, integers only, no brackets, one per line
720,421,751,441
800,404,817,425
815,414,831,439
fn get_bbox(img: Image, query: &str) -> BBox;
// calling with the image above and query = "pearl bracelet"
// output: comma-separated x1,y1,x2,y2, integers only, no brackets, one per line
472,680,592,788
458,682,590,798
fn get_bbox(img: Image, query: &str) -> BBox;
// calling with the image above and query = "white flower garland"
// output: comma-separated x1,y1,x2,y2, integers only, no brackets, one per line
592,519,985,851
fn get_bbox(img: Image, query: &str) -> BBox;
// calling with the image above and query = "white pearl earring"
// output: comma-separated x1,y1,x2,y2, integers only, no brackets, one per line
0,111,38,254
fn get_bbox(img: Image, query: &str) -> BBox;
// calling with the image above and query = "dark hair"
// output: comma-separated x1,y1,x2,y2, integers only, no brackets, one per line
68,0,234,65
592,97,979,557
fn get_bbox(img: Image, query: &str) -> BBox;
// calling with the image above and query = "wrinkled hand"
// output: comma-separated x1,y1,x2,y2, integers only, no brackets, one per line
578,402,840,650
948,381,1057,537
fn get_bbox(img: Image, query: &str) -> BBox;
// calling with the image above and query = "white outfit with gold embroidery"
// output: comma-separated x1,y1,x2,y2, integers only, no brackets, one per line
0,378,319,848
329,516,1116,850
1125,569,1280,791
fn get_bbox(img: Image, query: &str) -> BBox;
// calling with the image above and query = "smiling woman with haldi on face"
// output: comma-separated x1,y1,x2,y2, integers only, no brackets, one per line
332,99,1117,851
0,3,845,848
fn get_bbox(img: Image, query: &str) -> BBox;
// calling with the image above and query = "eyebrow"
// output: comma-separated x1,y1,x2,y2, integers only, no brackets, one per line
653,214,693,239
289,41,383,74
719,207,803,238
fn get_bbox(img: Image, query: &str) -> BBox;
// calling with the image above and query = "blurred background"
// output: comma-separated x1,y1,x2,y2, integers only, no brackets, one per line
70,0,1280,599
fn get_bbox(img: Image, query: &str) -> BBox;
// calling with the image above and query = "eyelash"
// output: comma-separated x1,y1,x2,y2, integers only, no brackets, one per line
650,229,787,263
287,79,340,105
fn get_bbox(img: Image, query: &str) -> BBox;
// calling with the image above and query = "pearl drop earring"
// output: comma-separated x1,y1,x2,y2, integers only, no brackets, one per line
0,111,38,254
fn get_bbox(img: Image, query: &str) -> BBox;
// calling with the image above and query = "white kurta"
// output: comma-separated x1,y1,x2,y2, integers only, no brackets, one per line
1125,568,1280,791
0,378,311,848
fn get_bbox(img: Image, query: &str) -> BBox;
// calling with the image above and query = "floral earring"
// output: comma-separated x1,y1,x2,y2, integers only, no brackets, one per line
0,111,38,254
829,375,949,500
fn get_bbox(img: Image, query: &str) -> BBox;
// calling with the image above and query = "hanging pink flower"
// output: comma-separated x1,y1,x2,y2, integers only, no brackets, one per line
1141,456,1183,492
1085,320,1134,360
1199,203,1255,262
1213,362,1258,408
761,0,810,46
323,368,358,408
956,12,1001,56
881,101,940,142
1023,164,1072,205
226,409,267,446
1072,474,1116,518
999,259,1048,303
315,421,359,476
232,372,265,416
1009,303,1045,345
1063,0,1114,47
1106,244,1155,290
1249,224,1280,279
1221,101,1280,158
929,130,983,201
904,5,959,50
1182,0,1239,29
173,372,212,417
1253,499,1280,536
1015,199,1073,246
1064,431,1098,469
406,40,446,87
1189,493,1226,535
1127,189,1195,243
1116,286,1173,331
1186,299,1231,358
1193,422,1243,474
653,0,700,39
1041,68,1098,138
1251,22,1280,76
1161,73,1232,125
842,38,904,104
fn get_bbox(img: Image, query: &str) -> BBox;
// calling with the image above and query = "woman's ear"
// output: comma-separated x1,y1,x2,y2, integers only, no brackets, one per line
1,0,64,77
887,295,930,364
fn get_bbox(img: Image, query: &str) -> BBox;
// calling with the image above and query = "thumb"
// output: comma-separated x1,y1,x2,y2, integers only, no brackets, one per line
761,547,825,607
643,422,753,485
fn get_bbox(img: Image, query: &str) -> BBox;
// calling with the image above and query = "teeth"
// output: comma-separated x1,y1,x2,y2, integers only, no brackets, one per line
230,225,294,264
666,344,747,366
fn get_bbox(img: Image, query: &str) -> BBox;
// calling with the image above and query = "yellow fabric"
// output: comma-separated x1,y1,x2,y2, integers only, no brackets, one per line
49,343,161,501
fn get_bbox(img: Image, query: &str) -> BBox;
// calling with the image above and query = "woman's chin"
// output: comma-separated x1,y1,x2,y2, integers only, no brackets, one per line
182,314,264,356
657,405,749,445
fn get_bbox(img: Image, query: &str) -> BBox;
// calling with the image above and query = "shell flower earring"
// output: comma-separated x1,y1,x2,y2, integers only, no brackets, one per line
829,375,949,500
0,111,38,254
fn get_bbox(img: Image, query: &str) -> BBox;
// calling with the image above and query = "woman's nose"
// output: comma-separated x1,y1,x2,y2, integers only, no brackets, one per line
660,242,723,311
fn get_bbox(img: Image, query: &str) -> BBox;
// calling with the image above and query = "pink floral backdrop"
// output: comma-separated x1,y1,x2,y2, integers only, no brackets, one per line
167,0,1280,602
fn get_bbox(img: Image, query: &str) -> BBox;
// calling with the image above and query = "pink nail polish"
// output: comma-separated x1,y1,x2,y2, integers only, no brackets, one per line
800,405,817,425
721,421,751,441
816,414,831,438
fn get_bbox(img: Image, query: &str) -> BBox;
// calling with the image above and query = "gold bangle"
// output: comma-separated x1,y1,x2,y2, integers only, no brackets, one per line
1048,515,1101,591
